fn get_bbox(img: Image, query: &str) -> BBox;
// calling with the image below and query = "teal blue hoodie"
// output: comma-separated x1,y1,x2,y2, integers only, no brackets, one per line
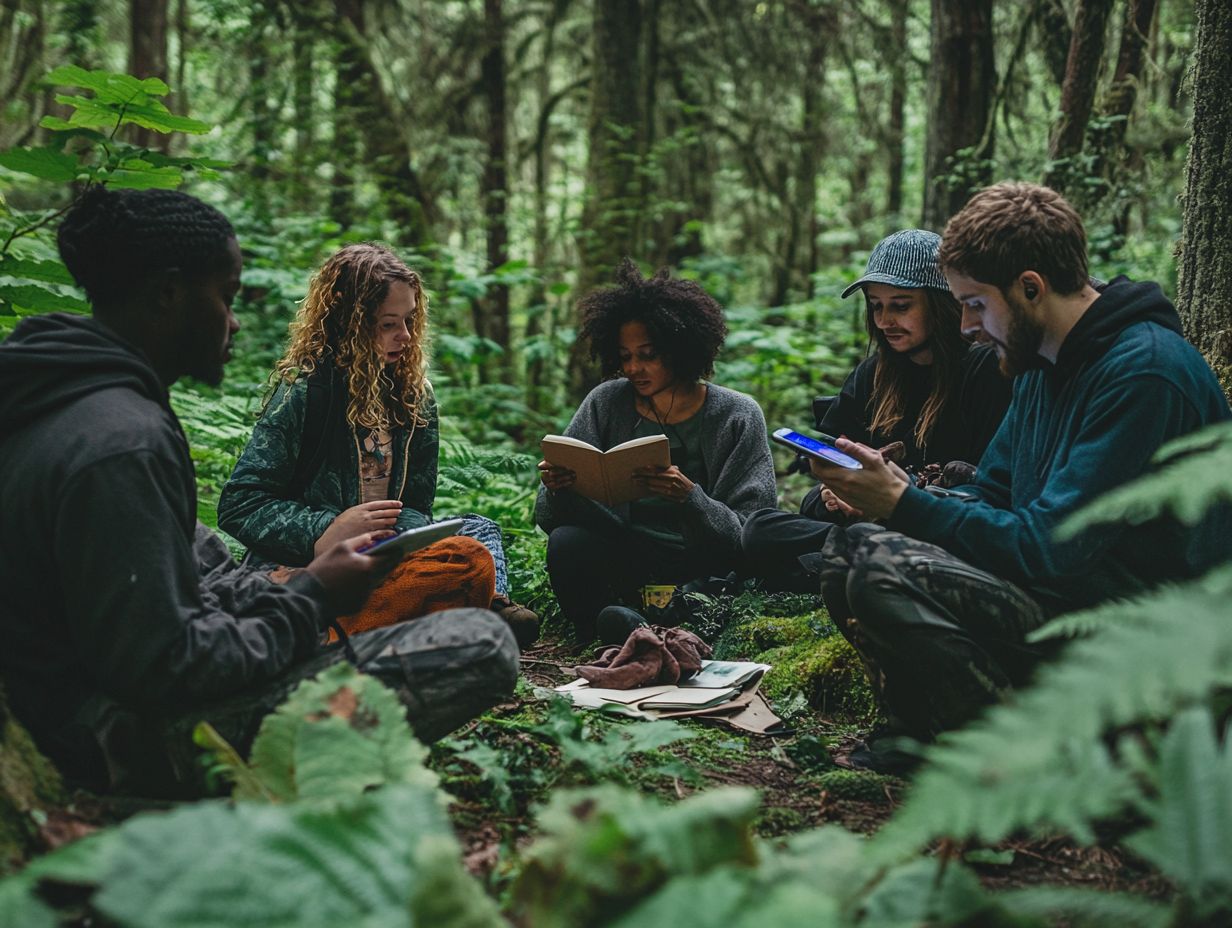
888,276,1231,610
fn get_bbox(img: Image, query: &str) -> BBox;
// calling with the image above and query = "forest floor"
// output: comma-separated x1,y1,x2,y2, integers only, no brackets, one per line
432,609,1173,905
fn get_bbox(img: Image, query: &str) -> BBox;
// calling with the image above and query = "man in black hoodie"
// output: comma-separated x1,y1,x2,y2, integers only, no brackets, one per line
810,183,1231,769
0,188,518,794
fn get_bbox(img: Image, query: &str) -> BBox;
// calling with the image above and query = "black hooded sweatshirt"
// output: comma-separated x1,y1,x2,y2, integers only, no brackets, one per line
0,313,329,789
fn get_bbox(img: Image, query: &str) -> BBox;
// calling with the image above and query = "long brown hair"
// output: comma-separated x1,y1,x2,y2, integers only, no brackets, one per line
271,243,431,429
866,287,966,451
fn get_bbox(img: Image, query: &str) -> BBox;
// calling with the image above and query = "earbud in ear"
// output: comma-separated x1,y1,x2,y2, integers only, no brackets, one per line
1024,283,1038,300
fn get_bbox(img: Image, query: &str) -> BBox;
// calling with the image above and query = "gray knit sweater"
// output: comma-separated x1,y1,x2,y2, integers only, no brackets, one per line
534,379,776,559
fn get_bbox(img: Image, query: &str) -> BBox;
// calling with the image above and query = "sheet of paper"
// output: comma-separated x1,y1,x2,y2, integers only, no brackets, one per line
555,680,676,704
682,660,771,689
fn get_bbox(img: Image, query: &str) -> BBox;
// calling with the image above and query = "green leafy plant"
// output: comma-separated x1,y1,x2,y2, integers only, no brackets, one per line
0,67,226,327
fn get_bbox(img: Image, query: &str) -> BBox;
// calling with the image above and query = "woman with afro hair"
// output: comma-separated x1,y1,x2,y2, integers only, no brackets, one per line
219,243,539,649
535,259,776,644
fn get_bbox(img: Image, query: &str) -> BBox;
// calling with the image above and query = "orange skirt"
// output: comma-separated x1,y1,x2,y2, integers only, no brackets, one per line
332,535,497,637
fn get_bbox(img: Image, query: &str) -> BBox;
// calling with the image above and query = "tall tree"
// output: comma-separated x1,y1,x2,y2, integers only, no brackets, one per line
478,0,510,374
0,0,48,148
572,0,645,390
1043,0,1116,194
922,0,995,230
886,0,908,220
1177,0,1232,392
128,0,169,151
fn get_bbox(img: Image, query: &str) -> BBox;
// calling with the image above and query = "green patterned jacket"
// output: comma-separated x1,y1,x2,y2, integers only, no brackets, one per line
218,378,439,567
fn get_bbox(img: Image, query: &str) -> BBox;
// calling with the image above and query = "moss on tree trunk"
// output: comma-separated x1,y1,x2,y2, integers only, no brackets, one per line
1177,0,1232,397
0,682,66,870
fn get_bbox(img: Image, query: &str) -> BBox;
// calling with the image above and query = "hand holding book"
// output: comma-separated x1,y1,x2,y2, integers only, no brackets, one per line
539,434,671,506
632,464,694,502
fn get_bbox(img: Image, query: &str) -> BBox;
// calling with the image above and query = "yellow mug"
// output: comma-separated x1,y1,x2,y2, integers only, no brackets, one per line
641,584,677,610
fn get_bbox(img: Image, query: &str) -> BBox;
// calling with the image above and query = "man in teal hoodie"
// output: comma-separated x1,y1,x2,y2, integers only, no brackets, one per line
813,182,1231,769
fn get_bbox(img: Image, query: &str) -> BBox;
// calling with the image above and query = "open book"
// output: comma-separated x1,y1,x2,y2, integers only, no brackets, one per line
541,433,670,506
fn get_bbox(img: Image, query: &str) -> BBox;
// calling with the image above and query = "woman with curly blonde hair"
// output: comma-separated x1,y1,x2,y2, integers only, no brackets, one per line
219,243,538,648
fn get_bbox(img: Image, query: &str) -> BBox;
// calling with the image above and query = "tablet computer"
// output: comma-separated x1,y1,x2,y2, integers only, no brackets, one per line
357,518,466,557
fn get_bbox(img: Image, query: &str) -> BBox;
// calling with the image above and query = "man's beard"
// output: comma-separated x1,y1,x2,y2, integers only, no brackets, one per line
995,294,1046,377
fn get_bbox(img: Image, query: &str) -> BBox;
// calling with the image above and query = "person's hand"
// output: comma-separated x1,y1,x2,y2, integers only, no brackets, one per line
634,465,694,502
538,460,576,492
306,532,402,613
314,500,403,558
821,486,863,518
808,438,910,521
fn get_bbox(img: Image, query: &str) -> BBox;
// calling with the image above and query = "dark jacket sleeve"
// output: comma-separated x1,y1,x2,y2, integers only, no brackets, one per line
217,382,339,566
888,373,1198,591
58,449,329,708
394,385,437,531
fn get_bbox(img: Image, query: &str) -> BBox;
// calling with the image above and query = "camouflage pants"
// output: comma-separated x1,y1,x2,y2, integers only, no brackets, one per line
161,608,518,793
819,523,1055,739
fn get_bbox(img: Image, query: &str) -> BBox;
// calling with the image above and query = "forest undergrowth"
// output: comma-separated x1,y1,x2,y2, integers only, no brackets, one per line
4,68,1232,927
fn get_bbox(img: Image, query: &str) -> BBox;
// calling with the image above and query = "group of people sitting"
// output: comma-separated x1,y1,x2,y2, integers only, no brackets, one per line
1,179,1227,794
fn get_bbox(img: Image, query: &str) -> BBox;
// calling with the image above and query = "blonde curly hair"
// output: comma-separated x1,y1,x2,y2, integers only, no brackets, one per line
273,243,430,430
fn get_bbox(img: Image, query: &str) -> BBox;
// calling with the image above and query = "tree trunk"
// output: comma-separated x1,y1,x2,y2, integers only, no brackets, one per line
1036,0,1072,89
1044,0,1116,194
0,0,48,149
128,0,169,151
61,0,101,71
886,0,907,220
290,6,317,212
0,682,67,867
922,0,995,230
330,6,362,231
334,0,435,244
1086,0,1159,223
478,0,510,377
571,0,644,394
248,5,273,221
1177,0,1232,394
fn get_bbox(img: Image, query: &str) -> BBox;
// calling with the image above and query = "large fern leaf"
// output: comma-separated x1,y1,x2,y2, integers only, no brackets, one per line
1127,707,1232,919
870,566,1232,860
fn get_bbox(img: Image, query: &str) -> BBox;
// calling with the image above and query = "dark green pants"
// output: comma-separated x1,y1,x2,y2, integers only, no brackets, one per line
820,523,1057,739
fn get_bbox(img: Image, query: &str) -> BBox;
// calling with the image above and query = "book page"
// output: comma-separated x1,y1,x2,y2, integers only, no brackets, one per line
599,434,670,506
541,435,608,503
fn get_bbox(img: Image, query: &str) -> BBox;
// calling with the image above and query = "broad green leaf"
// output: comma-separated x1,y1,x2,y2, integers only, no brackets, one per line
0,255,75,285
0,873,58,928
512,784,760,928
106,157,185,190
858,858,993,926
608,866,844,928
231,662,437,804
86,785,501,928
0,145,80,182
44,66,171,104
0,283,90,315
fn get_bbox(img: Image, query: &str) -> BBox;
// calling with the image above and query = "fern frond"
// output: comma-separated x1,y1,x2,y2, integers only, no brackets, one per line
871,566,1232,860
991,886,1171,928
1031,567,1232,642
1127,707,1232,917
1059,421,1232,537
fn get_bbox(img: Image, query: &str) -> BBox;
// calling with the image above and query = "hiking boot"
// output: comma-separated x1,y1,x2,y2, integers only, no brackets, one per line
491,596,540,650
839,724,925,776
595,605,647,646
